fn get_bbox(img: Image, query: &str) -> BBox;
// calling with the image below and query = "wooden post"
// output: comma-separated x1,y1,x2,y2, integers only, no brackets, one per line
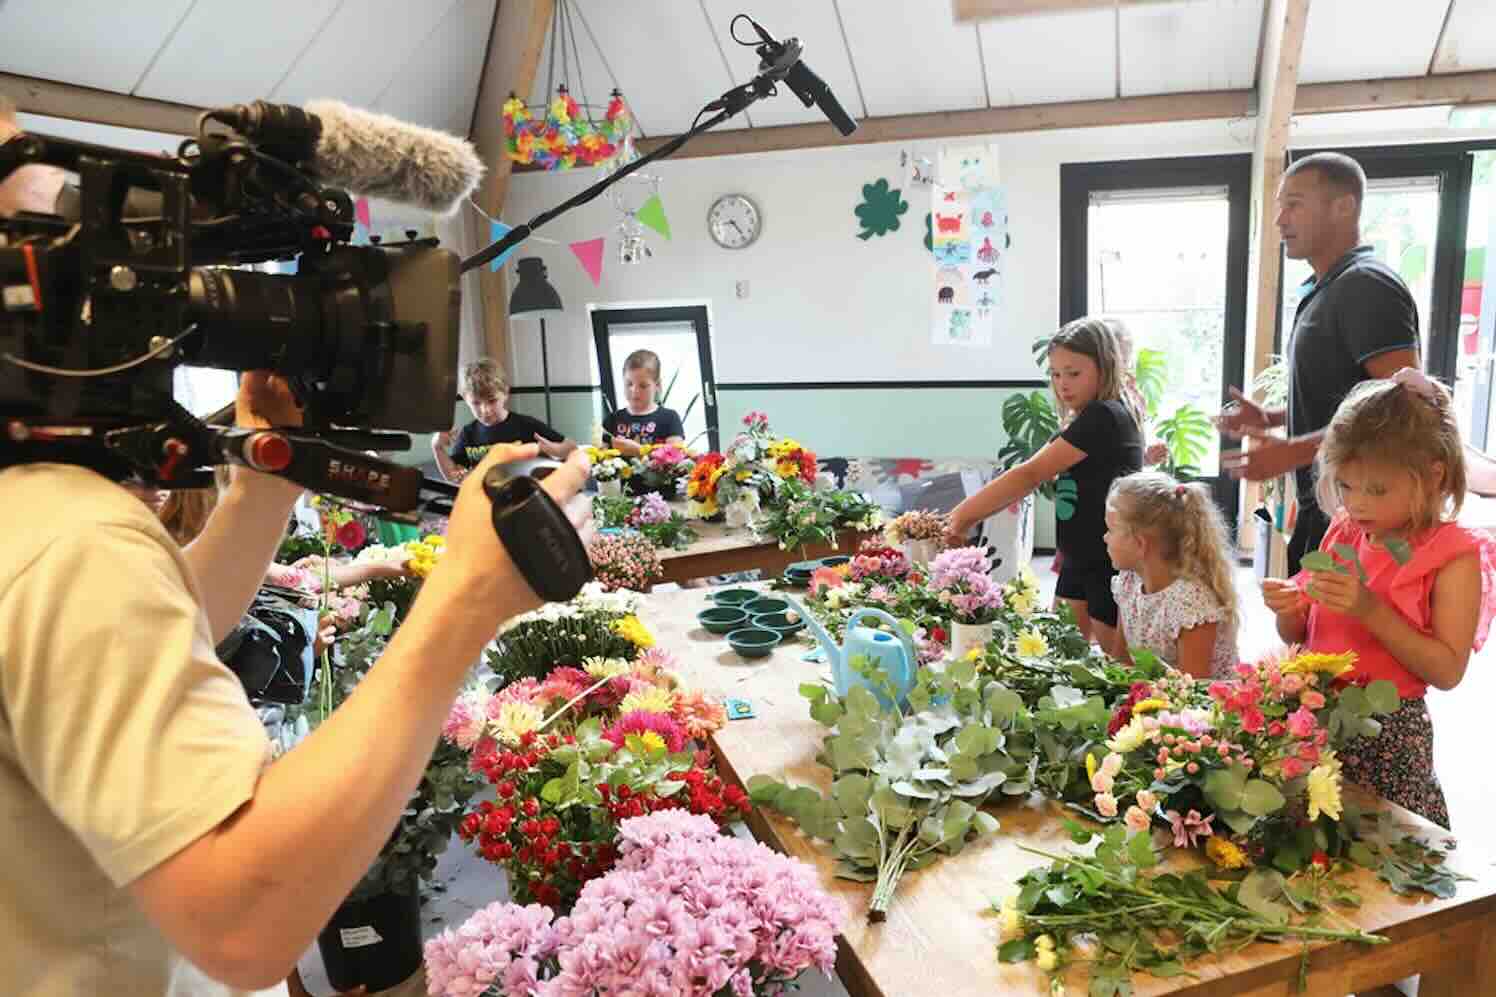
1240,0,1310,574
467,0,555,365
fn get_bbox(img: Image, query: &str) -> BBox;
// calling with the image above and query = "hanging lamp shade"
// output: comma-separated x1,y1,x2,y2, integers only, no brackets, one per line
509,257,564,317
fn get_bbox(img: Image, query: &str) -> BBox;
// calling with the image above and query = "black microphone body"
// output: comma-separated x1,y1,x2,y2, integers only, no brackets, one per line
752,28,858,137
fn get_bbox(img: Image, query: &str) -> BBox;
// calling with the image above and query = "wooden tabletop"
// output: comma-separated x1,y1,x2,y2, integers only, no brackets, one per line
641,584,1496,997
655,514,875,584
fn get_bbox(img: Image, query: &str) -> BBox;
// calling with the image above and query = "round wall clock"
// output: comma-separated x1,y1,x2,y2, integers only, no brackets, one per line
707,193,761,249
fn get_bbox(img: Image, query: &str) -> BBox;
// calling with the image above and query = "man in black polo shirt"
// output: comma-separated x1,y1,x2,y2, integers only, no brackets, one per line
1220,152,1420,574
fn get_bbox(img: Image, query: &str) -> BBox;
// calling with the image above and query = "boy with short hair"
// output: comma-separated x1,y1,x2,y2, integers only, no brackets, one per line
432,359,575,482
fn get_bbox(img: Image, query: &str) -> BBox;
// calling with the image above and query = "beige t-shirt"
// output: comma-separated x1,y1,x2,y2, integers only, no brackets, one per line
0,463,283,996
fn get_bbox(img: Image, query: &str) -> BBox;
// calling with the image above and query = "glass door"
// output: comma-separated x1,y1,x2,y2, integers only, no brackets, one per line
1061,155,1251,530
1454,150,1496,449
590,305,719,452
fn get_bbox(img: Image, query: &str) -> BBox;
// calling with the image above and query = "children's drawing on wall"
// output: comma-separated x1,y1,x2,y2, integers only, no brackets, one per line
901,148,934,188
929,183,1004,347
939,143,1000,192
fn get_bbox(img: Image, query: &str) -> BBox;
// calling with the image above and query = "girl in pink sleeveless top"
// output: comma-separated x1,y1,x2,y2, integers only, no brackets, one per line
1263,369,1496,828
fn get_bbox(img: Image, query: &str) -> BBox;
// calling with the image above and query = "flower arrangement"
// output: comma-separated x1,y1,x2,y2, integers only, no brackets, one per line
489,583,645,685
584,446,632,484
930,546,1004,625
847,540,912,583
455,720,748,908
587,530,661,592
760,479,884,552
427,810,842,997
766,436,818,484
593,491,698,550
501,88,633,171
629,442,695,497
884,509,949,545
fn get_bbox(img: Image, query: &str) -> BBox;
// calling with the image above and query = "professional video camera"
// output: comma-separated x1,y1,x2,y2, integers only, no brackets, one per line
0,100,475,511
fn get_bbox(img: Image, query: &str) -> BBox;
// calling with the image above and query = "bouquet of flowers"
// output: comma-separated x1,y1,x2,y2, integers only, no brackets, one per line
587,530,661,592
628,442,695,497
455,720,748,908
584,446,631,484
847,540,912,583
594,492,698,550
686,413,804,523
489,583,646,685
930,546,1004,625
1087,647,1403,873
760,478,883,551
428,811,842,997
885,509,949,546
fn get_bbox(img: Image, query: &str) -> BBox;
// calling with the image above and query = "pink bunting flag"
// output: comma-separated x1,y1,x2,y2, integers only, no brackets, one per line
570,237,605,285
354,197,372,229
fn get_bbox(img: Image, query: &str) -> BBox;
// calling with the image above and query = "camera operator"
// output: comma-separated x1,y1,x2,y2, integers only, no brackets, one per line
1,102,593,994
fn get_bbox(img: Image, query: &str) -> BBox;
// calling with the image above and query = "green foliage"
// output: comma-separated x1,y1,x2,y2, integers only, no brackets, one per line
854,178,909,240
489,608,638,685
1155,403,1214,480
999,391,1061,499
760,479,882,552
1133,348,1169,419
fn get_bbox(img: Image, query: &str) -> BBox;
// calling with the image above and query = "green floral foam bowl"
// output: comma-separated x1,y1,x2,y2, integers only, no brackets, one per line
818,555,850,568
712,587,758,607
753,611,806,636
744,596,791,617
727,627,781,659
697,606,749,635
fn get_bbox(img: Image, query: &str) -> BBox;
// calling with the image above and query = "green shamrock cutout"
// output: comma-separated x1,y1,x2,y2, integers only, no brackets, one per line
854,178,908,240
1053,477,1079,521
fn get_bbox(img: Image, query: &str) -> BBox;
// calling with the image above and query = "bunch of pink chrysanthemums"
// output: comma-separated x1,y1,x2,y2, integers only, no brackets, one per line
929,545,1003,625
425,810,843,997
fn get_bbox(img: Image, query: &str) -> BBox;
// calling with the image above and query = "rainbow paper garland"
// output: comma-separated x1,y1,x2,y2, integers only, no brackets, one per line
502,88,633,170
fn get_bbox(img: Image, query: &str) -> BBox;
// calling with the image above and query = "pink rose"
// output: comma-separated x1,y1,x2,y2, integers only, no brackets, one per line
1299,690,1326,710
1101,752,1123,777
1297,742,1320,764
1124,806,1152,834
1095,792,1118,818
1090,770,1115,794
1135,790,1158,812
1281,673,1304,695
1240,706,1265,734
1286,706,1318,739
1281,757,1306,780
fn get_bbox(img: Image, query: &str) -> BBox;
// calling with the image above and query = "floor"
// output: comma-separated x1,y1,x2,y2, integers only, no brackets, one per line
296,554,1492,996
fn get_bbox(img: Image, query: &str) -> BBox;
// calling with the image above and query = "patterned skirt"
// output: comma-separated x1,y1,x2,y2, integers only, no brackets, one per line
1339,697,1450,829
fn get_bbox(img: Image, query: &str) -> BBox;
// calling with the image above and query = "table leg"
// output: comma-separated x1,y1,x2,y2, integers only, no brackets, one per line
1418,906,1496,997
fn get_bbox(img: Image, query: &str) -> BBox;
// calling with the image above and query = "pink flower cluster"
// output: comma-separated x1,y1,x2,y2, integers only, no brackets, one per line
428,811,842,997
604,710,687,753
1207,660,1332,779
628,491,673,526
848,544,911,582
929,547,1002,624
742,411,770,431
647,445,691,469
587,531,662,592
424,900,559,997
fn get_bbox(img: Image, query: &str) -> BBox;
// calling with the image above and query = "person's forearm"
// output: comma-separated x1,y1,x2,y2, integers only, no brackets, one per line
1275,609,1307,644
433,446,463,483
138,567,536,986
952,466,1038,533
183,470,303,643
1360,602,1465,690
329,560,403,587
1266,406,1287,429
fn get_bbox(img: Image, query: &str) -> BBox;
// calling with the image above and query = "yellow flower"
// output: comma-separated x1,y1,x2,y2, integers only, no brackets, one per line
1008,590,1037,618
1307,751,1344,821
424,534,445,548
1281,651,1357,678
1036,949,1058,972
620,686,675,714
1130,698,1168,715
1035,934,1055,951
1205,836,1252,870
493,700,543,745
1106,717,1148,754
736,469,753,482
998,895,1023,937
611,615,655,649
964,647,984,662
584,656,633,678
1015,629,1049,659
635,730,666,754
1085,753,1098,782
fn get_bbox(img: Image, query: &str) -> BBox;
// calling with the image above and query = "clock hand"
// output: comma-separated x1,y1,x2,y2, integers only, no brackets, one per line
729,219,745,235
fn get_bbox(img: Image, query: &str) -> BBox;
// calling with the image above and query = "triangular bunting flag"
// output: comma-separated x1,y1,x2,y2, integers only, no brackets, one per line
488,219,521,272
637,194,671,240
354,197,372,229
570,237,606,285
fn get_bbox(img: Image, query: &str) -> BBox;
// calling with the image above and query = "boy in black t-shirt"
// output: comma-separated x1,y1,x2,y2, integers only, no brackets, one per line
432,359,576,482
608,349,686,456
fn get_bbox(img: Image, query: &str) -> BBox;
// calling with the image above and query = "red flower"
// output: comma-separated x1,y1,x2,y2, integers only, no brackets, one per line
930,626,948,645
334,518,366,550
1311,850,1331,870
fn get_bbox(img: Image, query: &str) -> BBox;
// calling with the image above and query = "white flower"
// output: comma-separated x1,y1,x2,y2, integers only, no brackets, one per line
725,492,761,528
1107,717,1148,754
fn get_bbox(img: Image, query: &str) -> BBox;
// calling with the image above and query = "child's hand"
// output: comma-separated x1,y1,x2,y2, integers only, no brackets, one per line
535,434,570,459
943,510,974,548
433,428,454,450
1306,570,1377,619
613,436,643,457
1261,578,1308,617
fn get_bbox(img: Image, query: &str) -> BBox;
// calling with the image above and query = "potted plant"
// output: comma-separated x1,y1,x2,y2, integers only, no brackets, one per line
930,545,1005,657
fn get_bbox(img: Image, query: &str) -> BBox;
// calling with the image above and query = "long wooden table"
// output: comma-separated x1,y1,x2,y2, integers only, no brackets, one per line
643,584,1496,997
656,519,876,585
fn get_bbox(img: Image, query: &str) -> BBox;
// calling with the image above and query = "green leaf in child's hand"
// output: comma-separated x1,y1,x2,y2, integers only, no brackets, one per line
1300,551,1344,575
997,938,1035,963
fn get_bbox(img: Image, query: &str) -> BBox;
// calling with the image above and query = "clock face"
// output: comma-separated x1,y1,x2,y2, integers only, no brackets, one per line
708,194,761,249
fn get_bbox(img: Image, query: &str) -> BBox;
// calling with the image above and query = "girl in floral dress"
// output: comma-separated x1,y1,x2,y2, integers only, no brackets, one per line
1262,369,1496,827
1104,471,1241,679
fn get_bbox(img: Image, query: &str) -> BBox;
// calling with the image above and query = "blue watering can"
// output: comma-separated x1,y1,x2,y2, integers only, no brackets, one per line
789,600,918,709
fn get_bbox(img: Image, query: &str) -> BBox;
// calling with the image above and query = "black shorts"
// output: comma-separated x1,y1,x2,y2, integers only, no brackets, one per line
1054,555,1120,628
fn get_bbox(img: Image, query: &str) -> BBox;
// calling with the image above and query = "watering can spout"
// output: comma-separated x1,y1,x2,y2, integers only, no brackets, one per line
787,597,840,668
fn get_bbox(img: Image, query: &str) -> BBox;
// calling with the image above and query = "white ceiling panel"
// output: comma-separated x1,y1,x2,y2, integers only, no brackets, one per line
1120,0,1262,97
979,10,1114,106
1298,0,1448,84
842,1,988,116
0,0,195,94
1431,0,1496,74
560,0,738,136
135,0,340,107
375,0,495,136
701,0,862,129
272,0,462,110
523,4,631,130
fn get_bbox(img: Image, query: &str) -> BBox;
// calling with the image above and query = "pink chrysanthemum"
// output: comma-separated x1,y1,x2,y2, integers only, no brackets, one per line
604,710,687,753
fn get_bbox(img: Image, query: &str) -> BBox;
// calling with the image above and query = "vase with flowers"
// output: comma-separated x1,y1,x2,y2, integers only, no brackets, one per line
930,545,1004,657
585,446,631,496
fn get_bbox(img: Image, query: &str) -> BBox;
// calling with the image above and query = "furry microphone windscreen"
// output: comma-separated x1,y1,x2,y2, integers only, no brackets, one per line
306,99,484,216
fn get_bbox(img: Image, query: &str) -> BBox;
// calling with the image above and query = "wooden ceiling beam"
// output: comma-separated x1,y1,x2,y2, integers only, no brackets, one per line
0,72,202,136
953,0,1175,20
621,69,1496,162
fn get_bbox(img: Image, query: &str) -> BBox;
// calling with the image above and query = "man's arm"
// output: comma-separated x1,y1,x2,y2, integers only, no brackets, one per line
131,445,591,989
432,434,466,483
